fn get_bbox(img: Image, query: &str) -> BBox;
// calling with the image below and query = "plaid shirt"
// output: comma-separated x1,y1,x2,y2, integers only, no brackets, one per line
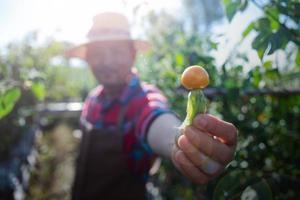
80,75,170,181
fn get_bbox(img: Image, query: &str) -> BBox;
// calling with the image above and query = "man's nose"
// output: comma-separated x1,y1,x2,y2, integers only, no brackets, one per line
99,57,112,68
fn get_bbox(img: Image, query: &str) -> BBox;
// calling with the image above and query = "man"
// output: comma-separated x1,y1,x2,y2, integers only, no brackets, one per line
66,12,237,200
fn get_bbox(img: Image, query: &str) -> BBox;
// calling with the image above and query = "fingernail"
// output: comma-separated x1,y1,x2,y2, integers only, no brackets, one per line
177,135,188,149
201,155,220,174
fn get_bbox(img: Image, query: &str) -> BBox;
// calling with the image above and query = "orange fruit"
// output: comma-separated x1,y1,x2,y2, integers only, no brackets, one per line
181,65,209,90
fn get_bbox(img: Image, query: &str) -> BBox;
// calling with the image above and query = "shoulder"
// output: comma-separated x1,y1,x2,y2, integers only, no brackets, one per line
141,82,166,99
137,82,168,108
141,82,163,93
82,85,103,104
141,82,167,103
82,85,103,109
81,85,103,121
87,85,103,99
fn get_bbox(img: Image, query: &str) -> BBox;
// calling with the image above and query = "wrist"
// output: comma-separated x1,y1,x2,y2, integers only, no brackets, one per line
147,113,181,159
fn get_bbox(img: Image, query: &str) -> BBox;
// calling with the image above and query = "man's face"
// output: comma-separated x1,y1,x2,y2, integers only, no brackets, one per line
86,41,136,88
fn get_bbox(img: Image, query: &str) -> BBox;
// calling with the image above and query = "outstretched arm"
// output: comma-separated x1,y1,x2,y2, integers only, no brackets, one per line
147,113,237,184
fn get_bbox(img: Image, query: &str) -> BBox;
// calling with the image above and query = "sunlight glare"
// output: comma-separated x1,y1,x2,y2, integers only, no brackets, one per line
1,0,181,46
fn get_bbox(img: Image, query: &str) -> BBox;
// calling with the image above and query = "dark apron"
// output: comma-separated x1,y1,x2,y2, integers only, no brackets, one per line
72,106,146,200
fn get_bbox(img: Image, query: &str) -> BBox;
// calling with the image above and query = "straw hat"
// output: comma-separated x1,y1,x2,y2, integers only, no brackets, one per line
65,12,151,59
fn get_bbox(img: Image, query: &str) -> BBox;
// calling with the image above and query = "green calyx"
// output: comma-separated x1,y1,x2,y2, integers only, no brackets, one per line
181,89,207,128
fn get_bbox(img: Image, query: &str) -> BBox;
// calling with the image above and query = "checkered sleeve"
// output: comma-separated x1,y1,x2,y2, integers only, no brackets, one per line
136,89,170,154
132,84,171,180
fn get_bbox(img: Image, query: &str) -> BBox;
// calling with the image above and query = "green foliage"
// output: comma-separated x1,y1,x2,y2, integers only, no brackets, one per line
241,180,273,200
225,0,300,61
223,0,249,21
138,0,300,199
31,82,46,101
0,32,96,159
45,65,96,101
213,170,272,200
0,87,21,119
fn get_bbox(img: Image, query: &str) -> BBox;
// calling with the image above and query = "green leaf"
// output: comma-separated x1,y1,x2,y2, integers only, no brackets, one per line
263,61,272,70
226,2,240,22
214,170,272,200
252,31,271,60
268,33,280,55
213,170,247,200
241,179,273,200
252,32,268,50
223,0,231,7
210,41,218,50
265,68,280,81
257,48,266,60
251,67,261,88
239,0,248,11
242,22,255,39
268,29,289,55
265,6,280,31
175,53,184,66
255,18,271,31
31,82,45,101
296,50,300,67
198,55,214,64
181,90,206,128
3,88,20,104
0,88,21,119
162,69,177,80
224,79,236,89
294,3,300,19
269,17,280,31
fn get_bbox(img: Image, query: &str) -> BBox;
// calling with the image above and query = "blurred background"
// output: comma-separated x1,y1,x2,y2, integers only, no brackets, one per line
0,0,299,199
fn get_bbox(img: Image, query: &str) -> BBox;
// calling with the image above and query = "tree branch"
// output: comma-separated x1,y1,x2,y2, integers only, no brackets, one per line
177,86,300,98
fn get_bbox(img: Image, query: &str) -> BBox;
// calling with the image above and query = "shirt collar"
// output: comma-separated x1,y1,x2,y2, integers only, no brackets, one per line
119,74,141,104
99,74,141,110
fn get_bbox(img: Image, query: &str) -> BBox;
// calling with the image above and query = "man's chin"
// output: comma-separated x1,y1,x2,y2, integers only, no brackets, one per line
102,82,125,89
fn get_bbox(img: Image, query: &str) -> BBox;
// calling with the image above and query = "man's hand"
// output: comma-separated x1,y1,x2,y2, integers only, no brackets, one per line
172,114,237,184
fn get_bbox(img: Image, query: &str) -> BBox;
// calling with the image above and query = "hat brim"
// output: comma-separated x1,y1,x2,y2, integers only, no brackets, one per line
65,39,151,59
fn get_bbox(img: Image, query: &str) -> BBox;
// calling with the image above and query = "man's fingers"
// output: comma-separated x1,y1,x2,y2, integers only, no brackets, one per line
175,150,211,184
193,114,237,146
177,134,222,175
180,129,233,165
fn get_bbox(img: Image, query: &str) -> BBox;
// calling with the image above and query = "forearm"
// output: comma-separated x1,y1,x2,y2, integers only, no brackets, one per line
147,113,181,159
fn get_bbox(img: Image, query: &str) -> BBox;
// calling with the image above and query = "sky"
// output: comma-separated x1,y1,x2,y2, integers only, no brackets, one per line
0,0,262,67
212,3,263,67
0,0,181,45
